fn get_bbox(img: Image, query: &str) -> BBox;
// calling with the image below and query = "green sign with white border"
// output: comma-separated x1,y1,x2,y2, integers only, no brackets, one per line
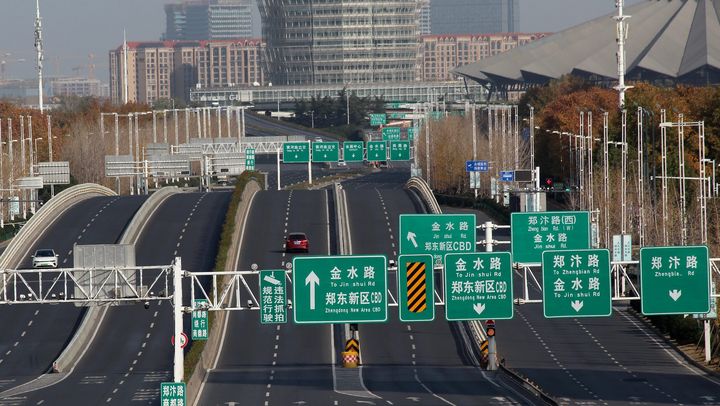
511,211,591,263
370,113,387,126
260,270,287,324
312,141,339,162
283,142,310,163
382,127,402,141
444,252,513,321
191,299,209,340
293,255,387,323
399,214,476,266
541,249,612,318
343,141,364,162
160,382,186,406
389,140,410,161
245,148,255,170
398,254,435,322
367,141,387,161
640,246,711,316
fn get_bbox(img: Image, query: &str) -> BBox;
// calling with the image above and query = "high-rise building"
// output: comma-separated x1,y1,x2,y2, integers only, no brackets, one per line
109,39,265,104
430,0,518,35
420,0,431,35
419,32,547,81
164,0,253,41
259,0,420,86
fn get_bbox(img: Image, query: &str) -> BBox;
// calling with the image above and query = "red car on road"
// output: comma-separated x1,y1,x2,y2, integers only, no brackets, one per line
285,232,309,253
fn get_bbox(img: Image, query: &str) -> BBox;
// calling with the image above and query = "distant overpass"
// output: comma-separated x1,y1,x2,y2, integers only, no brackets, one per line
190,80,486,108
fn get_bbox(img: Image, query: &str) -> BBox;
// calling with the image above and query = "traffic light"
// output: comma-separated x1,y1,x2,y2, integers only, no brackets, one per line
545,178,553,188
486,319,496,337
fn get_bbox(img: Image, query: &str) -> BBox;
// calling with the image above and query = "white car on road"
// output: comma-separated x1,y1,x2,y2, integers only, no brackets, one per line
32,249,58,268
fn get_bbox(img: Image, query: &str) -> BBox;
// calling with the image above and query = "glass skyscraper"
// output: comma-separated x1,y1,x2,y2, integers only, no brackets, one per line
430,0,519,35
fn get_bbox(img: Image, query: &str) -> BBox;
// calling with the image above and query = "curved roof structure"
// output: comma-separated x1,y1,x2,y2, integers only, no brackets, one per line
454,0,720,87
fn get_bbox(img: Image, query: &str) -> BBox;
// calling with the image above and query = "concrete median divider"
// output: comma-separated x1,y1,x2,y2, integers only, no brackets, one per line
186,179,262,406
0,187,181,399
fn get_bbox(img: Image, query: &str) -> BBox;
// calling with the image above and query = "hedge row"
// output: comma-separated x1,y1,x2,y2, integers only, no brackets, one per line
183,171,264,380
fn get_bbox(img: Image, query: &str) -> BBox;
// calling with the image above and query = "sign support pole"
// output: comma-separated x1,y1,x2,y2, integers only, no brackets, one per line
173,257,183,383
276,148,281,191
472,106,478,199
484,223,498,370
307,140,312,185
705,319,711,363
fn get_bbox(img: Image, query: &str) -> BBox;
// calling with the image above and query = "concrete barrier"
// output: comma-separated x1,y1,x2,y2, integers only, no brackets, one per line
186,180,262,406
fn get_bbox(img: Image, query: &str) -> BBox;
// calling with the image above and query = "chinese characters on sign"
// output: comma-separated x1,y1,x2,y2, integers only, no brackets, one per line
640,246,711,315
389,141,410,161
160,382,186,406
444,252,513,321
259,270,287,324
191,299,208,340
367,141,387,161
399,214,476,265
311,142,340,162
541,249,611,318
382,127,402,141
283,142,310,163
343,141,364,162
511,211,591,263
293,256,387,323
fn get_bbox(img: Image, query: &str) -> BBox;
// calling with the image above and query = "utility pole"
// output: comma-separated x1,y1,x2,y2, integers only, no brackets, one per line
34,0,44,113
122,29,128,104
614,0,632,108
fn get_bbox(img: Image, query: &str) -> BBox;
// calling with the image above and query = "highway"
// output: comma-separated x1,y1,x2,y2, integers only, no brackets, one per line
343,170,528,405
442,206,720,406
20,192,231,406
0,195,146,399
198,189,343,405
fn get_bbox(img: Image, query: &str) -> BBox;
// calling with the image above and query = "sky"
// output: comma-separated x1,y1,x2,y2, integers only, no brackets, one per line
0,0,642,82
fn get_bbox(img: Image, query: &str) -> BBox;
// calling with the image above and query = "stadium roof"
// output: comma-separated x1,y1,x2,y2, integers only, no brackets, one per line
454,0,720,87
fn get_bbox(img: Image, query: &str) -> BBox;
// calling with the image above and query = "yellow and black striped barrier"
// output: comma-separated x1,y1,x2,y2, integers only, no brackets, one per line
480,339,489,356
406,261,428,313
345,338,360,354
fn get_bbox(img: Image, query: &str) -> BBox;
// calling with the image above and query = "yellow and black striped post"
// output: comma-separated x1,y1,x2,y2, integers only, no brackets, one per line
345,338,359,354
398,254,435,322
406,262,427,313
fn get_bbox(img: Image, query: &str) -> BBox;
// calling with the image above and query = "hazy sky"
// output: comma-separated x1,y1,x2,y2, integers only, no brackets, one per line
0,0,641,82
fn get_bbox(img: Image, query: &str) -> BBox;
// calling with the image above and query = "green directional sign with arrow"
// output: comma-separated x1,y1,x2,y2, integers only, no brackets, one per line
343,141,364,162
283,142,310,163
312,141,339,162
367,141,387,161
542,249,612,318
399,214,476,265
444,252,513,321
293,255,387,323
382,127,402,141
369,113,387,126
389,140,410,161
640,246,710,316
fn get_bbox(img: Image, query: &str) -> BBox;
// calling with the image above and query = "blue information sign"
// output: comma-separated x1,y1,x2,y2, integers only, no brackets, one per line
500,171,514,182
466,160,489,172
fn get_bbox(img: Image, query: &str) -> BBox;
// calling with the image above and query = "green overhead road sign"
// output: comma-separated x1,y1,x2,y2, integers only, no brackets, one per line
160,382,186,406
408,127,418,141
293,255,388,323
389,141,411,161
511,211,591,263
398,254,435,322
430,111,444,120
382,127,402,141
312,141,339,162
542,249,612,318
370,113,387,126
444,252,513,321
367,141,387,161
283,142,310,163
191,299,209,340
640,246,711,316
260,270,287,324
245,148,256,171
399,214,476,265
343,141,364,162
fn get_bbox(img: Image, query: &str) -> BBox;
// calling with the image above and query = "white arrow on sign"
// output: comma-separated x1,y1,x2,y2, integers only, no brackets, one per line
669,289,682,302
407,231,418,248
570,300,584,312
305,271,320,310
473,303,485,315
